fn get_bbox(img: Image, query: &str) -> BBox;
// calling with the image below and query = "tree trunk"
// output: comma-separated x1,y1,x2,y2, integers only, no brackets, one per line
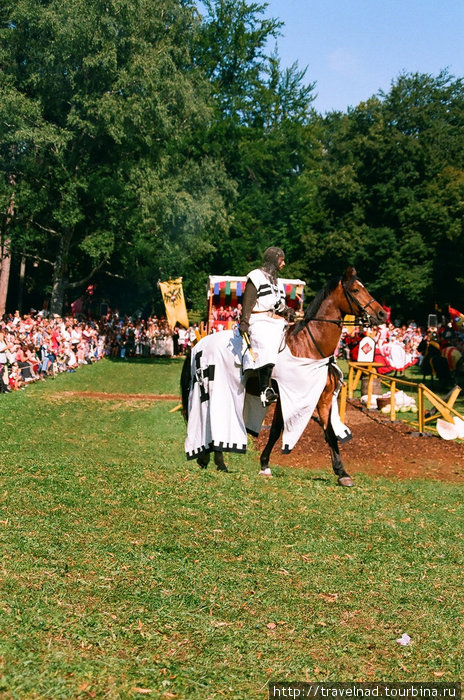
0,242,11,318
17,255,26,313
49,230,72,316
0,186,15,318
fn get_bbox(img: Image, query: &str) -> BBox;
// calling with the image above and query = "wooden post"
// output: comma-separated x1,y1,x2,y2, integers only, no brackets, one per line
418,384,424,434
347,365,355,398
207,279,214,334
353,368,362,393
339,383,347,423
390,380,397,421
367,371,375,409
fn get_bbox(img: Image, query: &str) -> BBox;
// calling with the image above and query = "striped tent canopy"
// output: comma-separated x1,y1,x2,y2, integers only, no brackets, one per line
207,275,306,332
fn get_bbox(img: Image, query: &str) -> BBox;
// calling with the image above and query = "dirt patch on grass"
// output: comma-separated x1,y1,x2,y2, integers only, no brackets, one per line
256,400,464,483
54,391,181,402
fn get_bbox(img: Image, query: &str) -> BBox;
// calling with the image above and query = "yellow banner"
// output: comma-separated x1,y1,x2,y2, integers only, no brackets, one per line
159,277,189,329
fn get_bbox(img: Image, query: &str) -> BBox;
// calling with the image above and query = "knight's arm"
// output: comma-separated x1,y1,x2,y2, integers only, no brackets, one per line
276,282,295,321
238,280,257,335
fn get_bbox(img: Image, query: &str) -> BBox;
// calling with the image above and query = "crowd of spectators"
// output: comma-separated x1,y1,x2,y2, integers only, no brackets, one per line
211,305,242,322
209,304,242,332
103,315,178,359
2,306,463,394
0,310,199,393
339,319,464,377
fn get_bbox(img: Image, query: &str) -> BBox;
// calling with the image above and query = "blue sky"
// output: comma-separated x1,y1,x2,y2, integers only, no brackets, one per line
263,0,464,113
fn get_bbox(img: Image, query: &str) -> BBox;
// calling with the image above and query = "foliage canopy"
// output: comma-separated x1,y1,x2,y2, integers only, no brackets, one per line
1,1,463,321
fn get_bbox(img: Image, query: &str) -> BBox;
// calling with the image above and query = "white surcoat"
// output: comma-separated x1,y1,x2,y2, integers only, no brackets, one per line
242,269,287,371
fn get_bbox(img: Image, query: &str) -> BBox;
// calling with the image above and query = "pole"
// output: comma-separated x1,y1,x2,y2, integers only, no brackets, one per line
207,279,214,334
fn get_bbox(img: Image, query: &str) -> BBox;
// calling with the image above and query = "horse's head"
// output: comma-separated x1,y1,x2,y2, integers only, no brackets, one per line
340,266,388,327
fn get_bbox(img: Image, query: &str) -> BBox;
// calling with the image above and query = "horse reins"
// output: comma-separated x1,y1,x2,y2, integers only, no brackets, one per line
342,282,379,325
302,279,379,359
305,280,378,329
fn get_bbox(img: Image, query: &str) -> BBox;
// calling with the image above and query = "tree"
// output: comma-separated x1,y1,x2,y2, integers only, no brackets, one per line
379,71,464,310
0,0,231,315
0,179,15,317
194,0,319,279
301,71,464,316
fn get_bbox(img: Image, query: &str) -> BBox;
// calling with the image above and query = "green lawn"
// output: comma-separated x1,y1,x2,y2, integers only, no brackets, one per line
0,358,462,698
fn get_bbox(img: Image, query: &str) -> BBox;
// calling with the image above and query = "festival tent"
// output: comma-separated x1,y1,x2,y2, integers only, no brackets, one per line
207,275,306,332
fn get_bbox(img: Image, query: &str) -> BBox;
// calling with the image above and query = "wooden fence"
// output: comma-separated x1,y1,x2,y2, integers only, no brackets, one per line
340,361,463,437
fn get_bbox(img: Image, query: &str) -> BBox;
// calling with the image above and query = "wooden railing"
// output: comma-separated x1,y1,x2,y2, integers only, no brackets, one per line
340,361,463,436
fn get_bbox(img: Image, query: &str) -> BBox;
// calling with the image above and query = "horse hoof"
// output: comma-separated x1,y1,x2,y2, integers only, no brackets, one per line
258,467,272,478
338,476,355,487
216,465,229,473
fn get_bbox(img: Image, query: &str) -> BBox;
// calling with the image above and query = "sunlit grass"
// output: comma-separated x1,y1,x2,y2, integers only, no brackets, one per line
0,360,462,698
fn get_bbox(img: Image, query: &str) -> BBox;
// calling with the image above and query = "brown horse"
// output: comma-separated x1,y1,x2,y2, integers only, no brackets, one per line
181,267,387,486
259,266,386,485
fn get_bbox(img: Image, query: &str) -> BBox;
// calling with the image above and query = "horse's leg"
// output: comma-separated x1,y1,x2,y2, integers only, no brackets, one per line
213,450,229,473
438,359,452,390
317,384,354,487
197,451,210,469
259,400,284,477
197,450,229,472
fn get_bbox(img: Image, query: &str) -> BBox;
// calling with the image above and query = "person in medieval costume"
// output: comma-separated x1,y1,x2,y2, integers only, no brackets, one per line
239,246,294,407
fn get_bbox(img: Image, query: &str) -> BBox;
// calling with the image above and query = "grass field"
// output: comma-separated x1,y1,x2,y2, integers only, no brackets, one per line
0,358,462,698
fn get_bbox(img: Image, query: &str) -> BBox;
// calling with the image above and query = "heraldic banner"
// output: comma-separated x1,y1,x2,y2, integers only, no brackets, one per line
159,277,189,329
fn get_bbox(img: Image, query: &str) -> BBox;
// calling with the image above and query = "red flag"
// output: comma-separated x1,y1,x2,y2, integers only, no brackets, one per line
448,305,463,319
382,304,391,323
448,305,464,329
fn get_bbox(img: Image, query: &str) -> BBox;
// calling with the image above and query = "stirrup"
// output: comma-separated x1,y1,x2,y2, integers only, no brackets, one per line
260,387,278,407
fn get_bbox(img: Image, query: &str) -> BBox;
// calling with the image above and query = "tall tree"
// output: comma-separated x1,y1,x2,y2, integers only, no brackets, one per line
194,0,319,278
301,70,464,316
0,0,230,314
0,180,15,317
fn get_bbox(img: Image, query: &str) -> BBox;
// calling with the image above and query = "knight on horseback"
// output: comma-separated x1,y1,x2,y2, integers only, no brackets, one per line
182,265,387,483
239,247,294,407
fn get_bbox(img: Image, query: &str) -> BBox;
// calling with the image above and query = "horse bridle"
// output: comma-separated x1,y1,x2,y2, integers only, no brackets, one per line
307,278,379,328
299,278,379,359
341,281,380,327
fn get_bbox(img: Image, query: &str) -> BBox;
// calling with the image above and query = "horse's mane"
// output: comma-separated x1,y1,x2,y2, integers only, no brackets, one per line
290,276,342,335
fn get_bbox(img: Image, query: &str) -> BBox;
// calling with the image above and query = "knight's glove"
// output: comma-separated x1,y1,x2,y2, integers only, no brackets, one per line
238,320,250,336
281,307,296,322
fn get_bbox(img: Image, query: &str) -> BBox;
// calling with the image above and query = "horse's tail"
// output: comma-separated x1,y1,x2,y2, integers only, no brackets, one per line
180,348,192,421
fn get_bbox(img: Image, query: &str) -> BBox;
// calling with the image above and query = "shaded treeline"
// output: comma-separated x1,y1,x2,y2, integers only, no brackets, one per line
1,0,463,320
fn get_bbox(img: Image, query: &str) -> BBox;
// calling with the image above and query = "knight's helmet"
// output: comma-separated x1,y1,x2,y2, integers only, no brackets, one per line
262,247,284,283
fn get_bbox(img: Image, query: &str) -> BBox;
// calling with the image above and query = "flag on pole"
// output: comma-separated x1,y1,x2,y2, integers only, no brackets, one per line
159,277,189,329
448,305,464,329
